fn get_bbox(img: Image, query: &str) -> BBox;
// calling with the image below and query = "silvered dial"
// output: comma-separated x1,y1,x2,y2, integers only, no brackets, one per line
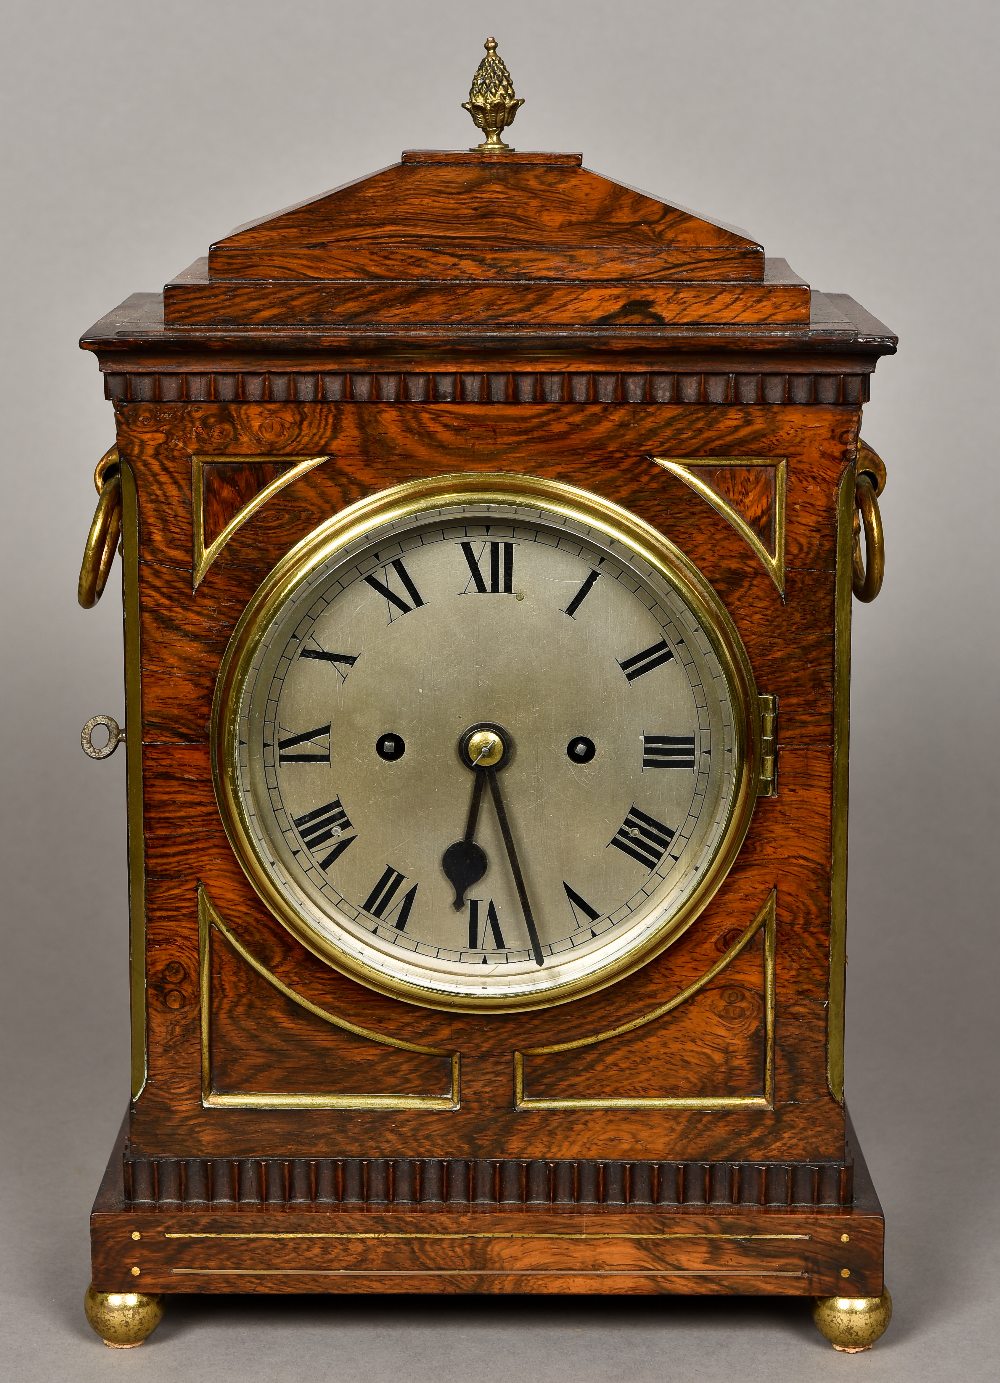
215,479,758,1010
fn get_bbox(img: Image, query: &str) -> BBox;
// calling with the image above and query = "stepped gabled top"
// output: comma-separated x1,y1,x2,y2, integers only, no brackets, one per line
161,149,813,332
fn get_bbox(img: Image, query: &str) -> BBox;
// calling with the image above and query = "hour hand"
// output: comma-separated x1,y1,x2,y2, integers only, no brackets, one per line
441,767,488,910
442,838,488,911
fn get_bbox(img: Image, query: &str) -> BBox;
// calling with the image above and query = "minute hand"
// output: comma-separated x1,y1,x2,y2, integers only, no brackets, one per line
485,768,545,967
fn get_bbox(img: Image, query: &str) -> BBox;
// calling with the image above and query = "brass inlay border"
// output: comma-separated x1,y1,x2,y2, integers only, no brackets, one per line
649,455,787,594
166,1230,809,1242
198,886,460,1110
121,459,147,1098
827,466,855,1100
191,453,329,589
514,890,776,1110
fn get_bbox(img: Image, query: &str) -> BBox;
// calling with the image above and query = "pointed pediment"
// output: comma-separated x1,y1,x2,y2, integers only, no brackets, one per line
162,150,810,330
207,152,764,282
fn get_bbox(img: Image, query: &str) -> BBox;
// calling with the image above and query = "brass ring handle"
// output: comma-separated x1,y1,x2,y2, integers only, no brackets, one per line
78,446,122,608
852,442,886,603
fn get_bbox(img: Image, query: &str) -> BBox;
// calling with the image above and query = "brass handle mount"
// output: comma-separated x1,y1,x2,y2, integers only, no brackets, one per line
852,441,886,603
78,445,122,608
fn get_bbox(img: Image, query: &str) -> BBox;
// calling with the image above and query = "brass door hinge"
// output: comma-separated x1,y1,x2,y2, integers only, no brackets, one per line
758,694,778,797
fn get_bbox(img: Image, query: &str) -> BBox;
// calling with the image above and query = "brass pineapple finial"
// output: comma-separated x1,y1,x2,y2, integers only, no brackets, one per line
462,37,524,153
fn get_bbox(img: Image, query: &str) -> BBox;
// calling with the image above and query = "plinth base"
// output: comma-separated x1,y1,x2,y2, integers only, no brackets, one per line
89,1114,888,1349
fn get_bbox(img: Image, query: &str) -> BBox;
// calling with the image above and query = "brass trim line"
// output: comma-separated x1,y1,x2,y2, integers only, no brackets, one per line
170,1268,807,1279
649,456,787,593
514,890,776,1110
198,887,460,1110
165,1230,810,1242
121,459,147,1098
827,466,855,1100
191,454,329,589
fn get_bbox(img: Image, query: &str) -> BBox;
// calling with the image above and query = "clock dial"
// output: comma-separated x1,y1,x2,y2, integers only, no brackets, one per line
213,476,759,1010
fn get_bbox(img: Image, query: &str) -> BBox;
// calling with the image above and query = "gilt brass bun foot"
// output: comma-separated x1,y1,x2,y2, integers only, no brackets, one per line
84,1285,164,1347
812,1288,892,1351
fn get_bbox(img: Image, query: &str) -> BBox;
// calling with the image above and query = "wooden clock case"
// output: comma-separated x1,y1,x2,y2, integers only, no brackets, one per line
79,146,896,1346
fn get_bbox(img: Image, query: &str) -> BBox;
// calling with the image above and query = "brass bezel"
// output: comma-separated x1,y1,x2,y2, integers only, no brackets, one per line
211,472,762,1013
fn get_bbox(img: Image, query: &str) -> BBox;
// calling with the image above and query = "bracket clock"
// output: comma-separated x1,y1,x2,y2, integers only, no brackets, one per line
77,39,896,1353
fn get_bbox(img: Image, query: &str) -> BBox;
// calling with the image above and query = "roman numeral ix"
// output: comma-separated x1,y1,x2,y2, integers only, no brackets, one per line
364,558,425,619
642,734,697,769
292,798,356,869
277,724,331,763
618,638,674,682
299,645,358,682
362,866,418,931
461,540,514,594
610,806,675,870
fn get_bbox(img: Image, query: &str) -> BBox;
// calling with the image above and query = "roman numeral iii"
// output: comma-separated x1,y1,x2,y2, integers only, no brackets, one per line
292,798,356,869
362,866,418,931
610,806,675,870
642,734,696,769
277,724,331,763
364,558,425,618
618,638,674,682
461,540,514,594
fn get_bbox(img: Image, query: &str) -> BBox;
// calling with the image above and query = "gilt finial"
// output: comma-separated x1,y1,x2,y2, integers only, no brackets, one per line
462,37,524,153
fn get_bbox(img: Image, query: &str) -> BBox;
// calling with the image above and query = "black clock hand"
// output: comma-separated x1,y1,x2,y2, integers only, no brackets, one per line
485,768,545,967
442,768,488,910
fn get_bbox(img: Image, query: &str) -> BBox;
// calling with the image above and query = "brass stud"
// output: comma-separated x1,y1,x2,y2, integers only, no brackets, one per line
130,1266,141,1277
840,1268,851,1279
840,1233,850,1243
131,1231,141,1241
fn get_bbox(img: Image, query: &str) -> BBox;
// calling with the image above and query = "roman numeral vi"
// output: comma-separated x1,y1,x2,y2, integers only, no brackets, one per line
468,899,506,950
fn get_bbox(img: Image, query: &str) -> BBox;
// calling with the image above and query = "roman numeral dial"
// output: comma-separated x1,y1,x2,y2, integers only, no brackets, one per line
224,489,752,1011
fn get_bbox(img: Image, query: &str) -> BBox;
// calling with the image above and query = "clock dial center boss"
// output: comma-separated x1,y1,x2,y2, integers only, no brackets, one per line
212,474,761,1011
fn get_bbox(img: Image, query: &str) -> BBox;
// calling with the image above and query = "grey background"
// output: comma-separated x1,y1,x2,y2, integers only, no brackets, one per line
1,0,997,1378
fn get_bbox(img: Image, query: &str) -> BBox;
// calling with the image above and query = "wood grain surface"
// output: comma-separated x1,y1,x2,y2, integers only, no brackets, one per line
112,395,854,1168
